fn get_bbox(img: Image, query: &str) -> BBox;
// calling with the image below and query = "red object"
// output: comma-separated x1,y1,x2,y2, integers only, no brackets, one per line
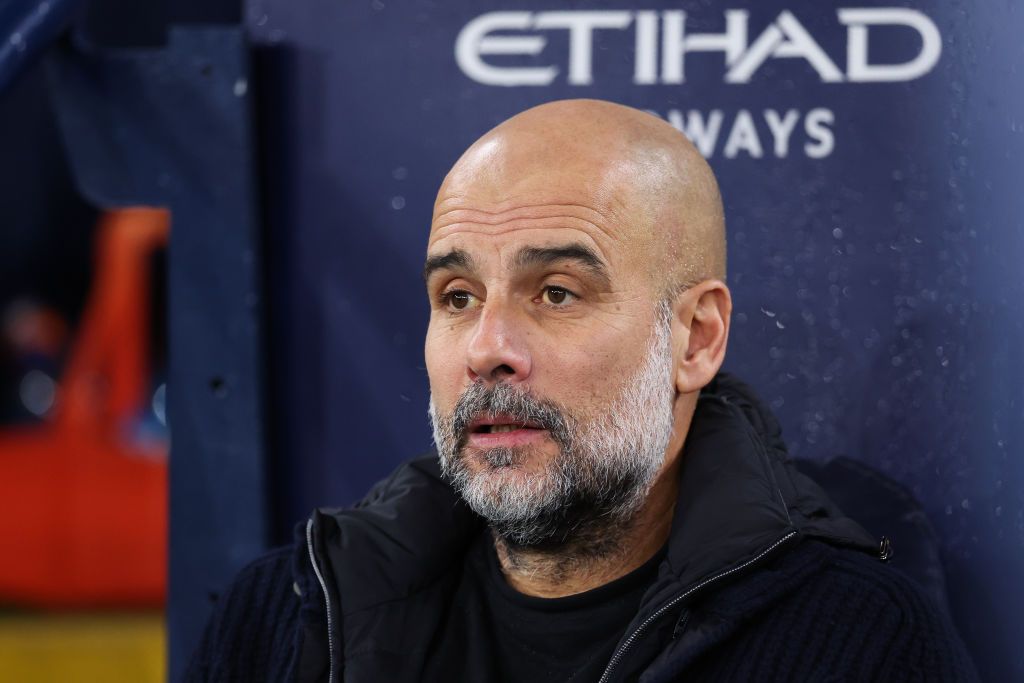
0,208,169,607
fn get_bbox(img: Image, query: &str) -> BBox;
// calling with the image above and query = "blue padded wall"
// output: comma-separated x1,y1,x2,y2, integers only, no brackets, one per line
247,1,1023,680
46,26,269,681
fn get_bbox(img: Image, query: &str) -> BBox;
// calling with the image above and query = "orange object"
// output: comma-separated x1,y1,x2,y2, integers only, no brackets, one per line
0,208,169,607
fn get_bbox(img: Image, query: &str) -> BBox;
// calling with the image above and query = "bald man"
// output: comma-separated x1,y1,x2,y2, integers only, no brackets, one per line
188,100,977,682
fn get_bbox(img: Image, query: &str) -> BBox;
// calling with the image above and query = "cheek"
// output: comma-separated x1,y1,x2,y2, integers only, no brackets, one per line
425,324,465,404
533,335,636,405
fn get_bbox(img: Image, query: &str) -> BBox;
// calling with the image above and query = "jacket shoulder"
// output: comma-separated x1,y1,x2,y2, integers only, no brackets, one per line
811,542,979,682
685,540,979,682
185,546,303,682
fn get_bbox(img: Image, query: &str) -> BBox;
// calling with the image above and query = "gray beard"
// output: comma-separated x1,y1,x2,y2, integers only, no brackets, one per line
429,302,676,555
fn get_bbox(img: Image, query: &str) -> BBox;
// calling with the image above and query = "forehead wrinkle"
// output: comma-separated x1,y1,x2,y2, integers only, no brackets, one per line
432,199,616,231
430,215,621,249
432,199,614,224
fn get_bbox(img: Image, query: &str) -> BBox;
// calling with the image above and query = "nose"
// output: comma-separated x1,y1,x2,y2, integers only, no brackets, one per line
465,302,532,384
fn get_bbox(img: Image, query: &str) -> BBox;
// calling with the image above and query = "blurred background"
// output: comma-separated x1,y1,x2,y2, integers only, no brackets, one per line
0,0,1021,681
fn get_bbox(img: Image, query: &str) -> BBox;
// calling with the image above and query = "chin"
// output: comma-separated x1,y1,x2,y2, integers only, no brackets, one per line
461,461,557,512
462,444,553,475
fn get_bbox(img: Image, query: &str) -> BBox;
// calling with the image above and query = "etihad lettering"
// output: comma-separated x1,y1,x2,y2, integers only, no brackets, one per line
455,9,942,86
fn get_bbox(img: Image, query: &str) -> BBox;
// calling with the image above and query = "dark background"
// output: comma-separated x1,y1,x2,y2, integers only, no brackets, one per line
247,2,1024,680
3,0,1020,680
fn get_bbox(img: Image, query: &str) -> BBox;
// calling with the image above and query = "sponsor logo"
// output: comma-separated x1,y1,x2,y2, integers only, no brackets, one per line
659,108,834,160
456,9,942,86
455,9,941,158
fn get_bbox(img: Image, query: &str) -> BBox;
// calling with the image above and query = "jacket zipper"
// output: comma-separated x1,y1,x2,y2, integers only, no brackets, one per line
306,517,337,683
596,530,798,683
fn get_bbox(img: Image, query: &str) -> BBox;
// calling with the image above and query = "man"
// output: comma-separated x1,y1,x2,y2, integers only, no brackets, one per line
188,100,977,681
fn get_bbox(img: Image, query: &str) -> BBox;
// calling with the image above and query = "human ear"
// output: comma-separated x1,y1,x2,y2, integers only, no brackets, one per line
671,280,732,395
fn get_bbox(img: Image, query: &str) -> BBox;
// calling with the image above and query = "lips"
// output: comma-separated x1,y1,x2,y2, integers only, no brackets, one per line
468,414,544,434
484,424,521,433
465,413,548,447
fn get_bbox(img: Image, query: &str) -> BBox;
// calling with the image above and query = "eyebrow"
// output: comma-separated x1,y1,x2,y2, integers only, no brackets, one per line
423,248,475,282
511,244,610,288
422,242,610,288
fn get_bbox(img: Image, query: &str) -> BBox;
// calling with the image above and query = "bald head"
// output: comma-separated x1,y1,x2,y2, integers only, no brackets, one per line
425,101,733,582
433,99,726,296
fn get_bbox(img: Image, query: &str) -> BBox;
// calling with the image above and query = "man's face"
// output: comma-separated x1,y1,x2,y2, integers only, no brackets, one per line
423,135,678,546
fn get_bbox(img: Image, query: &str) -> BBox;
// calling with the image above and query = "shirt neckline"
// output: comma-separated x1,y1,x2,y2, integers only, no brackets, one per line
480,533,667,614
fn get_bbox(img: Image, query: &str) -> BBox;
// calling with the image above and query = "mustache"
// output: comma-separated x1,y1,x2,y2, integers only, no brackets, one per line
450,381,573,450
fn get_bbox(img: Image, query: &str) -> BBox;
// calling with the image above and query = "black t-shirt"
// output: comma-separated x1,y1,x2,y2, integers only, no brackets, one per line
424,533,665,683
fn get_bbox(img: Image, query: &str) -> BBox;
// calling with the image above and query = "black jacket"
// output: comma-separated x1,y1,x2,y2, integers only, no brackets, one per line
187,375,978,682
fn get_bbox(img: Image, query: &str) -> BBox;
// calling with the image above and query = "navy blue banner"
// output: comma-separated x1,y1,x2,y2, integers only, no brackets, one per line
248,1,1023,678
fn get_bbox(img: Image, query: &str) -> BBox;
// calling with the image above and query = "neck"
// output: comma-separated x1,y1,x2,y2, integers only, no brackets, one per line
492,459,680,598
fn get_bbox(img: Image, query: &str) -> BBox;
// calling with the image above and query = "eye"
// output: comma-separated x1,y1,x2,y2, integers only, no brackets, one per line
540,286,575,306
441,290,480,312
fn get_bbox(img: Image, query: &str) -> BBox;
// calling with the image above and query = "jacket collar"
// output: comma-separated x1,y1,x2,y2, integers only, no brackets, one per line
305,373,876,619
658,374,876,598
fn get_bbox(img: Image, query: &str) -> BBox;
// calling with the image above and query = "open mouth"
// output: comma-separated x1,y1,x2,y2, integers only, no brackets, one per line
469,415,545,435
476,424,532,434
